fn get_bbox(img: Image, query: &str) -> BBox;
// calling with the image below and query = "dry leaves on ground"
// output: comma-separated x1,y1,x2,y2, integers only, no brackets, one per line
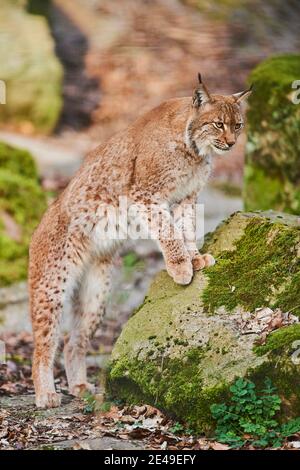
234,307,299,345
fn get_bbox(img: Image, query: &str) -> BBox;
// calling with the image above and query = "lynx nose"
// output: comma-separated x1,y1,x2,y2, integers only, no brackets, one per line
227,141,235,148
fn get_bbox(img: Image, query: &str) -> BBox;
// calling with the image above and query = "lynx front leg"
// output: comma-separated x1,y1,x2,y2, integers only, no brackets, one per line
160,238,193,285
64,260,113,397
173,193,215,271
146,203,193,285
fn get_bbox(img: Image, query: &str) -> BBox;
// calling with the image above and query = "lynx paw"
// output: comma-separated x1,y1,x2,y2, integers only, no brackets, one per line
167,260,193,285
69,382,95,397
36,392,61,409
202,253,216,267
192,253,215,271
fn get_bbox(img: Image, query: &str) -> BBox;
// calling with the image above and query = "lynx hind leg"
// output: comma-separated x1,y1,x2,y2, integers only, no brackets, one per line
31,287,62,409
31,260,67,409
64,259,113,397
31,256,84,409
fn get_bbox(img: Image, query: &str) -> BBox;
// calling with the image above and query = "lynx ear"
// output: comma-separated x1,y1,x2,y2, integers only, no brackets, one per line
192,73,211,108
233,84,253,103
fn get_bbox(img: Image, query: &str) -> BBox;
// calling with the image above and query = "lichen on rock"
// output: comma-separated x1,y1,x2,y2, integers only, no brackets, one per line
0,142,46,286
108,211,300,432
244,54,300,213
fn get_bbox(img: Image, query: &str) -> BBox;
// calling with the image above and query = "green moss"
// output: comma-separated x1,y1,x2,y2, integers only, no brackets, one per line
253,324,300,356
244,166,289,212
0,169,46,235
0,146,46,285
244,54,300,214
202,217,300,315
0,142,39,181
109,348,229,433
212,181,242,198
247,54,300,134
274,272,300,316
0,243,28,286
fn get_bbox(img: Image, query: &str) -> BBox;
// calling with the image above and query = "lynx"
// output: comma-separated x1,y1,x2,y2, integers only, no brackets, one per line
29,74,251,408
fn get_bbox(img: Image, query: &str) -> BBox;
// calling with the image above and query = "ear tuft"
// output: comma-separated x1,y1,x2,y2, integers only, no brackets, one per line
192,73,211,108
233,84,253,103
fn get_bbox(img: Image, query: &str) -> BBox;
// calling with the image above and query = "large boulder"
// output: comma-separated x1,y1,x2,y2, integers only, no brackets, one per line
244,54,300,213
109,211,300,433
0,141,46,286
0,1,63,134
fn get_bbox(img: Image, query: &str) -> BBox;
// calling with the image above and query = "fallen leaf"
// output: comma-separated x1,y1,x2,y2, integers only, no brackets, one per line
210,442,230,450
160,441,168,450
101,406,120,420
255,307,273,320
290,441,300,449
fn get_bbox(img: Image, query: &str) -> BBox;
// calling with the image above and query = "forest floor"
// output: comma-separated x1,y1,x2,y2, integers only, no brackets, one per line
1,331,300,450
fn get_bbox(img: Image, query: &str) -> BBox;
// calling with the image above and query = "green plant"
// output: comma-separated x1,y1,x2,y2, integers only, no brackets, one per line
82,391,112,414
123,252,140,268
122,252,145,279
82,391,97,414
169,422,185,435
210,378,300,448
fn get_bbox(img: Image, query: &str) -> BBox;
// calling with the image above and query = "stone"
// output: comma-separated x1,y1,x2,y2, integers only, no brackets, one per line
108,211,300,433
0,1,63,134
244,54,300,213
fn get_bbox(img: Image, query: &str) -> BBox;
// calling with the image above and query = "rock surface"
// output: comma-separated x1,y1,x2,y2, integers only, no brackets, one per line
109,211,300,433
244,54,300,213
0,1,63,133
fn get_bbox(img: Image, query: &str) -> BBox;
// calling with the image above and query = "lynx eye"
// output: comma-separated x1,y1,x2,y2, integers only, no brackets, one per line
214,122,223,129
235,123,243,130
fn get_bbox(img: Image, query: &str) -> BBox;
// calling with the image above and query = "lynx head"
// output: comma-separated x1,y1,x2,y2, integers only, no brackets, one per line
186,73,252,156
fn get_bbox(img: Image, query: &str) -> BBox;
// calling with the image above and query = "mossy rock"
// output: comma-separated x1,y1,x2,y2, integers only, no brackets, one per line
0,141,39,181
244,54,300,213
0,1,63,134
109,211,300,433
0,142,46,286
